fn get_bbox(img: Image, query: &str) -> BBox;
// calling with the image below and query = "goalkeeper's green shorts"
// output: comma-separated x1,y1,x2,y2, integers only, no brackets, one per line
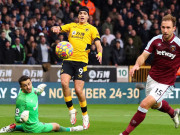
23,122,53,133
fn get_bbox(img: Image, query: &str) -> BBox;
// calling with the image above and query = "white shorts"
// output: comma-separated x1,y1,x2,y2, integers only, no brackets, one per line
146,75,174,103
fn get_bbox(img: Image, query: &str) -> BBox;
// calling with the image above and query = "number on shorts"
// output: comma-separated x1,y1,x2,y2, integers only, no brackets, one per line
79,68,83,74
155,88,163,96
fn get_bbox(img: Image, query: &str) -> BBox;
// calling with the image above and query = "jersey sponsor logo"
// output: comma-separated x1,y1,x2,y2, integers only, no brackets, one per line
71,31,85,39
156,49,176,59
170,45,176,52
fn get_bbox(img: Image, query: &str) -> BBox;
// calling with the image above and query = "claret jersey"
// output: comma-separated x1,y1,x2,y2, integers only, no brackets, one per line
61,22,100,64
145,34,180,85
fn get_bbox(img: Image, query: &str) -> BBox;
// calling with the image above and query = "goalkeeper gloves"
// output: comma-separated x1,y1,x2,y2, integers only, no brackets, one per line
37,84,47,93
20,110,29,122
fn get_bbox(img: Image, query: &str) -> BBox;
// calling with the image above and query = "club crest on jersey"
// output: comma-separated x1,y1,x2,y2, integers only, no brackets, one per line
170,45,176,52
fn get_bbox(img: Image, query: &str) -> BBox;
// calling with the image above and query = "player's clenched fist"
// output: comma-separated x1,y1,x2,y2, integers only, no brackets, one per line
51,26,60,34
20,110,29,122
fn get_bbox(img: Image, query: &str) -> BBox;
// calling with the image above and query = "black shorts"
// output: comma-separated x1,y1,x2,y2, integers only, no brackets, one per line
61,61,87,81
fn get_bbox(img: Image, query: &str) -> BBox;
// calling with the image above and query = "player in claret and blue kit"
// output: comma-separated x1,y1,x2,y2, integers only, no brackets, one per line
0,75,83,133
120,14,180,135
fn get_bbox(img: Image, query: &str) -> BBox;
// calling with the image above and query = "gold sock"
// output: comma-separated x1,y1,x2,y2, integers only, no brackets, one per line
79,100,87,115
64,96,74,111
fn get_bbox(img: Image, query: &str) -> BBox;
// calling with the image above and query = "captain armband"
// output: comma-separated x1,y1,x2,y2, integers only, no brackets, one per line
94,38,100,42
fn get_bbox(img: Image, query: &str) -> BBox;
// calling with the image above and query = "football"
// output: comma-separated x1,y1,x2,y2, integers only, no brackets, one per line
55,41,73,59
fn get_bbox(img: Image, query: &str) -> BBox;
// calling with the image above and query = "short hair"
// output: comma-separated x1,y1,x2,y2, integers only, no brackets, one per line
18,75,31,85
79,6,89,15
162,14,176,26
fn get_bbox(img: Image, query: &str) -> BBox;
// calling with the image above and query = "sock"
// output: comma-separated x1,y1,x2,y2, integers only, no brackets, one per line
79,100,87,115
15,125,23,131
59,126,70,132
64,96,74,111
158,100,174,118
122,106,147,135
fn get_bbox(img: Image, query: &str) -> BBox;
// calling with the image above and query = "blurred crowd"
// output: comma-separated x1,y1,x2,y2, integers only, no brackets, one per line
0,0,179,66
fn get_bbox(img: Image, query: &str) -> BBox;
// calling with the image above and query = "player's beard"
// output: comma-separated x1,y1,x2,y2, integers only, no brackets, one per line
163,33,172,41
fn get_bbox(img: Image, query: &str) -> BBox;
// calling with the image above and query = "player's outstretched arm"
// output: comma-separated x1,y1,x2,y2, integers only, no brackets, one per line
130,51,150,77
95,40,102,64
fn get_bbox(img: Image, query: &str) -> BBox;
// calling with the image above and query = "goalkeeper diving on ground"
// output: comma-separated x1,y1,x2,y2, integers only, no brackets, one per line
0,75,83,133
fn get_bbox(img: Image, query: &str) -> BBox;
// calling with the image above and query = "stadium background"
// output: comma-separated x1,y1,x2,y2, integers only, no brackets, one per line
0,0,180,134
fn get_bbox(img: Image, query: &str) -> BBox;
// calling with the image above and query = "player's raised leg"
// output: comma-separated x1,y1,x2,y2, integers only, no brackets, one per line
155,100,180,128
121,95,156,135
150,84,180,128
75,80,90,129
61,73,77,125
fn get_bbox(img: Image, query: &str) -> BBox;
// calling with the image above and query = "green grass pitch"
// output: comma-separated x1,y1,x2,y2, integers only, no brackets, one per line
0,104,180,135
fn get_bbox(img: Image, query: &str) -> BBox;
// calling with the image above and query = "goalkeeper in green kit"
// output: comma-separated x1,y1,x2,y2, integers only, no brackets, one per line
0,75,83,133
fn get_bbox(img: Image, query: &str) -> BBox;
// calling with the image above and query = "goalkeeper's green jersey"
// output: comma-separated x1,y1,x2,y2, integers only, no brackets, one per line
15,87,40,131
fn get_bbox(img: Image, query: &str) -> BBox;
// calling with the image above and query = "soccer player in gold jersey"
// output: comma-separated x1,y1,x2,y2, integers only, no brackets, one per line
52,6,102,129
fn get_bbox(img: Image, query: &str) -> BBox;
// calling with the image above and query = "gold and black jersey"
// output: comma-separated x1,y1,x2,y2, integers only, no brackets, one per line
60,22,100,64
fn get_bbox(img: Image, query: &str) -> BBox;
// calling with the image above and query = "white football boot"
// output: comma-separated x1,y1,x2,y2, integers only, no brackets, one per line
70,125,83,131
172,108,180,128
119,133,123,135
83,114,90,129
0,123,16,133
69,109,77,125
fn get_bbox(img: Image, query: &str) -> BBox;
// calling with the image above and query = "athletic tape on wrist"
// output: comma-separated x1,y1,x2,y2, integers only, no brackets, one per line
98,52,102,57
